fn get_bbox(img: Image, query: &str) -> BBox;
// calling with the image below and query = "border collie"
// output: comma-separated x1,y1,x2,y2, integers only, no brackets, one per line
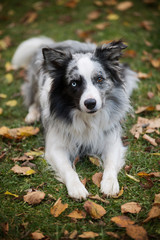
12,37,138,200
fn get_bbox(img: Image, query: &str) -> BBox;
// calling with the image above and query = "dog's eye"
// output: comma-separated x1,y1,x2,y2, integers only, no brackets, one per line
71,81,77,87
97,77,103,83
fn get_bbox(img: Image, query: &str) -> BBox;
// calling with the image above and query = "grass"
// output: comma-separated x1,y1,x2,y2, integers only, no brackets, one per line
0,0,160,239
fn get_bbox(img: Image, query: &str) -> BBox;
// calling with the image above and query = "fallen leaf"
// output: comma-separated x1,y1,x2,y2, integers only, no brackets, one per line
156,104,160,111
107,13,119,21
11,155,34,162
154,193,160,206
81,177,87,186
84,200,106,219
124,49,137,58
24,191,45,205
76,29,95,41
121,202,141,214
116,1,133,11
89,156,100,166
135,106,155,114
0,126,39,139
4,191,19,198
89,194,109,204
143,205,160,222
11,164,36,175
157,84,160,91
106,232,120,239
125,172,140,182
140,178,153,189
147,91,154,99
149,172,160,178
126,225,148,240
95,22,109,30
1,222,9,234
5,99,17,107
104,0,117,6
87,11,100,20
112,186,124,198
0,93,7,98
31,230,45,240
21,11,38,24
124,165,132,173
25,150,44,157
137,72,152,79
111,215,135,227
94,1,104,7
67,209,86,219
150,58,160,68
69,230,78,239
0,108,3,114
65,0,79,8
92,172,102,187
137,172,150,177
5,62,14,71
5,73,13,84
141,20,153,31
143,134,157,146
79,231,99,239
50,198,68,217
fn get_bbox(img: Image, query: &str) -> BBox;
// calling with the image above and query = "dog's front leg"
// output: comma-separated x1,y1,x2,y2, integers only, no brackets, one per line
45,132,89,200
101,131,126,196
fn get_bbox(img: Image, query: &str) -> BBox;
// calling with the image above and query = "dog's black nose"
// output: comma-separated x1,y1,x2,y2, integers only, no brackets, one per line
84,98,96,110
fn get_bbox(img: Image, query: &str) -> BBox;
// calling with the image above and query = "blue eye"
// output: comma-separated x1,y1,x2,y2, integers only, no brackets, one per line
97,77,103,83
71,81,77,87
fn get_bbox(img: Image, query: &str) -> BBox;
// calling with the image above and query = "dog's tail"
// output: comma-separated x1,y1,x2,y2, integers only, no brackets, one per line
12,36,54,69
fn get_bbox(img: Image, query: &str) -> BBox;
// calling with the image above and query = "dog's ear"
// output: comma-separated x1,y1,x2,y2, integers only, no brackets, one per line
42,48,72,68
95,40,127,62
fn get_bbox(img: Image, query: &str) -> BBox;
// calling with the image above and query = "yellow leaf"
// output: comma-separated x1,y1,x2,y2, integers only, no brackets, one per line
5,73,13,84
107,13,119,21
0,108,3,115
0,93,7,98
5,100,17,107
4,191,19,198
0,126,39,139
25,150,44,157
5,62,14,71
25,169,36,175
125,172,140,182
112,186,124,198
89,156,100,166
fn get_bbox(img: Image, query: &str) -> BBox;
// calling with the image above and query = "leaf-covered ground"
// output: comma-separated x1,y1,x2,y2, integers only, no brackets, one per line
0,0,160,239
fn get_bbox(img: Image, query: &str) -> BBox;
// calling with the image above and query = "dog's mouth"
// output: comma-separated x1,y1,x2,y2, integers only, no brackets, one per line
87,110,97,114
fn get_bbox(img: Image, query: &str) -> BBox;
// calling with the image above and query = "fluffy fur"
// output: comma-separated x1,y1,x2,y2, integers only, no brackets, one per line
12,37,139,199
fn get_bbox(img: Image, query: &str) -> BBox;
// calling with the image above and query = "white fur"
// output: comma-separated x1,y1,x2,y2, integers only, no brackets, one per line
12,37,54,69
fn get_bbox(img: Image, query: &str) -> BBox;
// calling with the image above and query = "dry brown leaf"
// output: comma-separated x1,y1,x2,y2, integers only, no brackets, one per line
1,222,9,234
111,215,135,227
21,11,38,24
87,11,100,20
50,198,68,217
149,172,160,178
95,22,109,30
147,91,154,99
135,106,155,114
94,1,104,7
0,108,3,115
89,194,109,204
92,172,102,187
116,1,133,11
121,202,141,214
11,155,34,162
65,0,79,8
143,205,160,222
0,126,39,140
126,225,148,240
89,156,100,166
124,49,137,58
137,72,152,79
141,20,153,31
154,193,160,206
24,191,45,205
112,186,124,198
104,0,117,6
69,230,78,239
31,230,45,240
84,200,106,219
143,134,157,146
157,84,160,91
76,29,95,41
156,105,160,111
81,178,87,186
106,232,120,239
67,209,86,219
11,164,36,175
79,231,99,239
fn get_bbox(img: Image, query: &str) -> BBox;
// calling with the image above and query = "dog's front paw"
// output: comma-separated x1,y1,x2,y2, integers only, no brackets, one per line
67,180,89,200
100,177,119,197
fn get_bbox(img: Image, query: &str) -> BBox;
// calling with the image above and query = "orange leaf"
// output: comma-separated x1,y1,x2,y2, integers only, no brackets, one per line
121,202,141,214
67,209,86,219
23,191,45,205
126,225,148,240
137,72,152,79
84,200,106,219
111,215,135,227
50,198,68,217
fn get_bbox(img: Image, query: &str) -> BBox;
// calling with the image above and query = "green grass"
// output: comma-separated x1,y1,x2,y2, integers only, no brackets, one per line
0,0,160,239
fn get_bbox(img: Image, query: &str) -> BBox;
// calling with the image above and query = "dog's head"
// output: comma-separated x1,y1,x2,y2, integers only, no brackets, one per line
42,41,127,121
